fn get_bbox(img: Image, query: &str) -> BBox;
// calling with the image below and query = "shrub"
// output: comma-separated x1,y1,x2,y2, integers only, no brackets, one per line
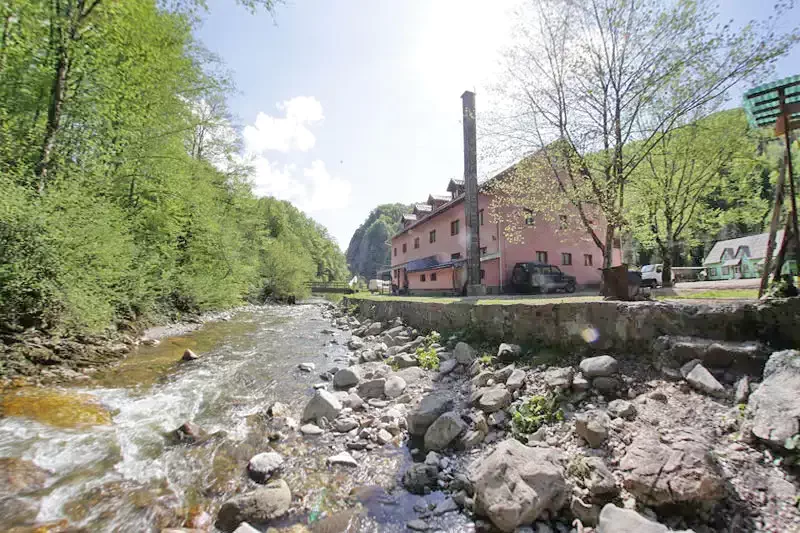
511,393,564,438
416,346,440,371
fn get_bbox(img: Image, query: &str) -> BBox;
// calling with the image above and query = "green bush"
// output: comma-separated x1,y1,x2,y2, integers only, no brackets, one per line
511,394,564,438
416,346,440,371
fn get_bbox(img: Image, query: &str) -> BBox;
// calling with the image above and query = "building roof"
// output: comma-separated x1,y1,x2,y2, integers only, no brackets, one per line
447,179,465,193
405,255,466,273
703,231,784,265
428,194,451,203
401,213,417,222
413,203,433,213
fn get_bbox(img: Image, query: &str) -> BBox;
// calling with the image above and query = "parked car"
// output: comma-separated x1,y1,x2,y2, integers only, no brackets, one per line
510,262,577,293
368,279,391,293
640,264,676,288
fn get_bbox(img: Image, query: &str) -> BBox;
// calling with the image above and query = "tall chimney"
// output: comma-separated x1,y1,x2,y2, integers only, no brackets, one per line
462,91,484,295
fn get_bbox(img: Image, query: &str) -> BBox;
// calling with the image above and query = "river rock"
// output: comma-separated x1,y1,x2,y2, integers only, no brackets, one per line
327,452,358,467
439,358,458,376
267,402,290,418
407,519,430,531
494,364,515,383
595,503,689,533
579,355,618,378
607,399,636,420
348,336,365,350
402,463,439,494
300,423,324,435
470,439,566,532
384,375,407,398
247,452,284,483
395,366,426,384
584,457,618,497
572,372,590,392
343,392,363,410
685,363,725,396
215,479,291,532
301,390,342,423
365,322,384,336
0,457,49,498
357,378,386,399
333,367,360,389
619,432,723,505
592,376,621,393
478,386,510,413
408,392,454,436
575,410,609,448
734,375,750,404
497,343,522,362
453,342,476,364
471,370,494,388
182,349,200,361
506,369,526,391
434,497,459,515
748,349,800,448
424,411,466,451
232,523,260,533
333,417,359,432
172,421,209,444
298,362,315,372
388,353,418,369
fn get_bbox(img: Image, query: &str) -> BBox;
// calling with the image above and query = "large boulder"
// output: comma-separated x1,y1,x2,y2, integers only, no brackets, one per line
469,439,567,532
579,355,618,378
478,386,510,413
407,393,454,436
454,342,477,364
0,458,49,498
357,378,386,399
215,479,291,532
384,375,407,398
685,363,725,397
365,322,384,336
333,367,360,389
506,369,526,391
424,412,466,451
619,432,723,505
596,504,683,533
246,452,284,483
301,390,343,423
748,349,800,449
542,366,574,390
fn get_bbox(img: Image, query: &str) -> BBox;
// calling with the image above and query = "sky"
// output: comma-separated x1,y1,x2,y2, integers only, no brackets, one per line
196,0,800,250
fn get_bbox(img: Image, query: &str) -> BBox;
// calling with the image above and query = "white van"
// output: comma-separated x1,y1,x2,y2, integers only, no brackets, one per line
640,264,675,288
368,279,391,293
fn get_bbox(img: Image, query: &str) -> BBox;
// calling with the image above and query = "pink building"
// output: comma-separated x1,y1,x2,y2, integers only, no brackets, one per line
390,170,621,295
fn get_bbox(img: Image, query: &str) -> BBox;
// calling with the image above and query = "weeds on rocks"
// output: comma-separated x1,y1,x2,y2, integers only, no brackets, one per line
510,393,564,439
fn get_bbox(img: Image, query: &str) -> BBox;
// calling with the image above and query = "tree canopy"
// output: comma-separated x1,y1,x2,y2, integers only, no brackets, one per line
346,204,410,280
0,0,346,333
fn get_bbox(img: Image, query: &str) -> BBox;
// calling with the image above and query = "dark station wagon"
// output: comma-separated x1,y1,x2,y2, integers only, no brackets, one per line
510,262,577,294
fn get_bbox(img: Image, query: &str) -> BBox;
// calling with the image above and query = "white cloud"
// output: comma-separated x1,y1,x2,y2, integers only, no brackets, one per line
300,160,352,212
243,96,324,153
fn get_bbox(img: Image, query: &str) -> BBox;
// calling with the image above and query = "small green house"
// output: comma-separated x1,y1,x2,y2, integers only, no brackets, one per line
703,231,796,280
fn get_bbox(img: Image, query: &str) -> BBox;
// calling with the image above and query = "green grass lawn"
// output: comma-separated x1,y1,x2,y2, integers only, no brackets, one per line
347,292,603,305
656,289,759,300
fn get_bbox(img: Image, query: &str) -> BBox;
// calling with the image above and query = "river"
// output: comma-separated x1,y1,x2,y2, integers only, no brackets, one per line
0,303,472,532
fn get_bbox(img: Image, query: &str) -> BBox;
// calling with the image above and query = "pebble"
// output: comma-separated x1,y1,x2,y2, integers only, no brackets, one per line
300,423,324,435
407,519,429,531
327,452,358,467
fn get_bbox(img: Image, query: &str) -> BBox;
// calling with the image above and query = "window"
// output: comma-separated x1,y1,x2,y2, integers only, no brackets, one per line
584,254,593,267
429,230,436,243
721,266,730,276
559,214,568,230
480,247,487,255
451,253,462,260
451,219,460,236
480,269,485,280
414,237,420,249
431,272,437,281
524,209,535,226
402,243,407,253
420,274,426,282
394,247,397,257
536,251,548,263
479,209,484,226
562,252,572,265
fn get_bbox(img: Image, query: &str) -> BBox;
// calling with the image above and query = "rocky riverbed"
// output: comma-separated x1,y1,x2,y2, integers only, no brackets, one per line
0,302,798,532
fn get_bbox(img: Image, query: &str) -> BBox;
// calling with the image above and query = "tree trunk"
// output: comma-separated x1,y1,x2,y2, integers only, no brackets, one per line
662,222,674,287
36,44,69,191
603,224,615,269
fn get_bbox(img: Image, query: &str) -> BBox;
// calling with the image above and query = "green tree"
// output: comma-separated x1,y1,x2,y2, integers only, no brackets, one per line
346,203,410,279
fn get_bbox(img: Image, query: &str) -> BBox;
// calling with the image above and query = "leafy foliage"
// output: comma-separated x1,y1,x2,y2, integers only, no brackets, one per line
415,346,440,371
0,0,346,333
511,393,564,438
346,204,411,279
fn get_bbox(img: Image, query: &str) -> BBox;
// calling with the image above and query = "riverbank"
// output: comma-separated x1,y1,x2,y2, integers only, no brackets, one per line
0,304,260,388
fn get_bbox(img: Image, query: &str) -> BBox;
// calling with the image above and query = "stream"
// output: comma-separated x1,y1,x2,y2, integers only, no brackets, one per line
0,304,471,532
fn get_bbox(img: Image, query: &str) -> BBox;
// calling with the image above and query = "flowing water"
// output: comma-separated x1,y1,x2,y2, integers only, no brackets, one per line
0,304,471,532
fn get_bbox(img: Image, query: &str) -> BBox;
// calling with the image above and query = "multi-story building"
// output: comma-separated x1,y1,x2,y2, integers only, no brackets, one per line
390,167,621,295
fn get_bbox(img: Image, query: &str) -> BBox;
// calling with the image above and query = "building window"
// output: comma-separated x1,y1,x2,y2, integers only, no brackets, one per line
394,247,397,257
536,251,548,263
479,209,484,226
584,254,593,267
559,214,568,230
420,274,426,282
431,272,437,281
451,219,460,236
562,252,572,265
480,247,487,255
524,209,535,226
721,266,730,276
429,230,436,243
402,243,407,253
480,269,485,280
414,237,419,249
451,253,462,260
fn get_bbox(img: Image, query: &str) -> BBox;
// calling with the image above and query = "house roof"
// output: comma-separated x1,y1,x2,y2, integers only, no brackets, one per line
401,213,417,222
703,231,784,265
428,194,451,203
447,179,465,193
405,255,466,273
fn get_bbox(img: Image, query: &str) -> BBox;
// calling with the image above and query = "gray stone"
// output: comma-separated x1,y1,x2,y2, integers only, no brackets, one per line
298,362,315,372
333,417,359,432
344,392,363,410
301,390,342,423
596,504,672,533
348,336,365,350
494,364,515,383
182,349,200,361
478,386,510,413
680,358,702,378
402,463,439,494
620,432,723,505
543,367,574,390
592,376,620,393
458,429,485,450
506,368,526,391
454,342,477,364
408,393,454,436
215,479,291,532
572,372,590,392
365,321,384,336
388,353,419,369
267,401,290,418
407,519,430,531
376,428,393,445
734,375,750,404
497,343,522,362
579,355,618,378
327,451,358,467
357,378,387,399
396,366,426,384
607,399,636,420
247,451,284,483
748,349,800,448
424,411,467,451
434,497,459,515
439,358,458,376
470,439,566,532
685,364,725,397
232,523,260,533
584,457,618,497
333,367,360,389
471,370,494,388
300,423,324,435
385,375,407,398
575,410,609,448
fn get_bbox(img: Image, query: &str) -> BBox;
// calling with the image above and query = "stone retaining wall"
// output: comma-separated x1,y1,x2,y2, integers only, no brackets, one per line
344,297,800,352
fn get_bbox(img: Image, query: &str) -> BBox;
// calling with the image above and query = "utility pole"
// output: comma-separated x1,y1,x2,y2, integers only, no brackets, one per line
462,91,484,296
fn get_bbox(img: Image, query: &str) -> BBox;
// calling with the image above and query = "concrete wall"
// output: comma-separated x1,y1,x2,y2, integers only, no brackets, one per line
344,297,800,352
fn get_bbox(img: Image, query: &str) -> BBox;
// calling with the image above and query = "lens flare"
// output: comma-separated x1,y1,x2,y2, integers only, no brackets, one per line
581,327,600,344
